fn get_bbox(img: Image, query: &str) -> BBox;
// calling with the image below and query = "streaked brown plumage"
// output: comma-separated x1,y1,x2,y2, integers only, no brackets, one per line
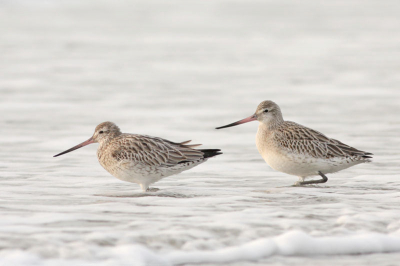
217,100,372,185
54,122,222,191
272,121,371,160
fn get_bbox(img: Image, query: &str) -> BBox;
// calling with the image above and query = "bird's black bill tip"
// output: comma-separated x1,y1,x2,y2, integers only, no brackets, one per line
53,149,75,158
215,122,240,130
53,152,65,157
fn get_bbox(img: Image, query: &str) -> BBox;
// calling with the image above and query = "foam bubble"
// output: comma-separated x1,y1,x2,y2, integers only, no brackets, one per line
167,231,400,264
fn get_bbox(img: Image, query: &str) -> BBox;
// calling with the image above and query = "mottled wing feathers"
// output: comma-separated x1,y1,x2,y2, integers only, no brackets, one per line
179,140,202,148
326,138,373,158
275,122,372,159
110,135,205,166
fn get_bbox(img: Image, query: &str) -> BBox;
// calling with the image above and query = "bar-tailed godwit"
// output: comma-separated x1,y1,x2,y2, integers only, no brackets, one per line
216,100,372,185
54,122,222,191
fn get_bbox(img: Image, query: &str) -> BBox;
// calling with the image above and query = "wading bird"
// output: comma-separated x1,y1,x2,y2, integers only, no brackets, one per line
54,122,222,191
216,101,372,185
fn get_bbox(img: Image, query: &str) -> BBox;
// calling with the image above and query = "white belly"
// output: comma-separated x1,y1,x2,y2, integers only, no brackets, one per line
112,162,169,185
259,149,360,177
100,159,205,191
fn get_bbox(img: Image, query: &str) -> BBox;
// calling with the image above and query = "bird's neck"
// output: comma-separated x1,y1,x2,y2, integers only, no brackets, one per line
99,134,119,148
261,117,284,131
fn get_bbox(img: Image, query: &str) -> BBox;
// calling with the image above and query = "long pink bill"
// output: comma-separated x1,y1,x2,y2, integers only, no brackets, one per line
216,114,257,129
53,137,94,157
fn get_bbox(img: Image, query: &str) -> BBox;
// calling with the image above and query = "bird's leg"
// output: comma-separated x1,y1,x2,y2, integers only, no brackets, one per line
140,183,159,192
140,184,147,192
294,171,328,186
318,171,328,183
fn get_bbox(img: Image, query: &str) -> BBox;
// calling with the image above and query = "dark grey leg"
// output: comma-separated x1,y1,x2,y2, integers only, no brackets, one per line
146,187,160,192
295,171,328,185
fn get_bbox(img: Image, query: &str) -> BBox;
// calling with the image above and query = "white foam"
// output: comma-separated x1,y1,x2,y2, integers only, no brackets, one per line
167,231,400,264
108,245,172,266
1,231,400,265
0,251,41,266
0,245,171,266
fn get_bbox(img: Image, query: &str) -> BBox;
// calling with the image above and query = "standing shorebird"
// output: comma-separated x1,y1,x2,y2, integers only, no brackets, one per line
216,100,372,185
54,122,222,191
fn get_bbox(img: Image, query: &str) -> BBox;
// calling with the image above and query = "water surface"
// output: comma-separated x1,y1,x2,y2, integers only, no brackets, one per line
1,0,400,265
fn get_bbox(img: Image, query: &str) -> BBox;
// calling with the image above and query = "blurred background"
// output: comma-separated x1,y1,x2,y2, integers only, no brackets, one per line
1,0,400,265
2,0,399,133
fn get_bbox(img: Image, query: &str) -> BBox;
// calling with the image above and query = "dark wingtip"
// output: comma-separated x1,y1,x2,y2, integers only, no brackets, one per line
362,152,373,159
362,155,373,159
199,149,223,158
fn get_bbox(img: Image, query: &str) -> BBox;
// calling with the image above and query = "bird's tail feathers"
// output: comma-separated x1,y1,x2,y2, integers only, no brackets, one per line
199,149,222,159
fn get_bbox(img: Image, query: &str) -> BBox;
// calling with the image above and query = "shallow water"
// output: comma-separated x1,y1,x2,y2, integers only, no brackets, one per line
1,0,400,265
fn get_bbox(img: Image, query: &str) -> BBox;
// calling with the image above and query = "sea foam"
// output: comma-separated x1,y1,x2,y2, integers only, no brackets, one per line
167,230,400,264
2,231,400,266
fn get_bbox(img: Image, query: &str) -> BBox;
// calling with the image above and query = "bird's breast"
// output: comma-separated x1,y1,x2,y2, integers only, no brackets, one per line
97,145,116,170
256,125,274,162
256,125,296,172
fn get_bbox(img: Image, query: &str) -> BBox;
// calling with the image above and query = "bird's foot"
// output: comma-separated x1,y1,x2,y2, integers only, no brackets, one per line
146,187,160,192
293,172,328,186
294,180,318,186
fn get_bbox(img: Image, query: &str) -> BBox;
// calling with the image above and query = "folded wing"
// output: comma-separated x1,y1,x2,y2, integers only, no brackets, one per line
111,135,206,167
275,122,373,159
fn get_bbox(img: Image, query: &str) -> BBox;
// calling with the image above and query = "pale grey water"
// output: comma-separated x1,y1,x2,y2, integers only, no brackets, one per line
1,0,400,265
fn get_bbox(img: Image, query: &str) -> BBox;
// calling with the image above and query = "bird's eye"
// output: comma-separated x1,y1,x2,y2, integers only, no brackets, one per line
264,109,269,113
99,131,104,134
